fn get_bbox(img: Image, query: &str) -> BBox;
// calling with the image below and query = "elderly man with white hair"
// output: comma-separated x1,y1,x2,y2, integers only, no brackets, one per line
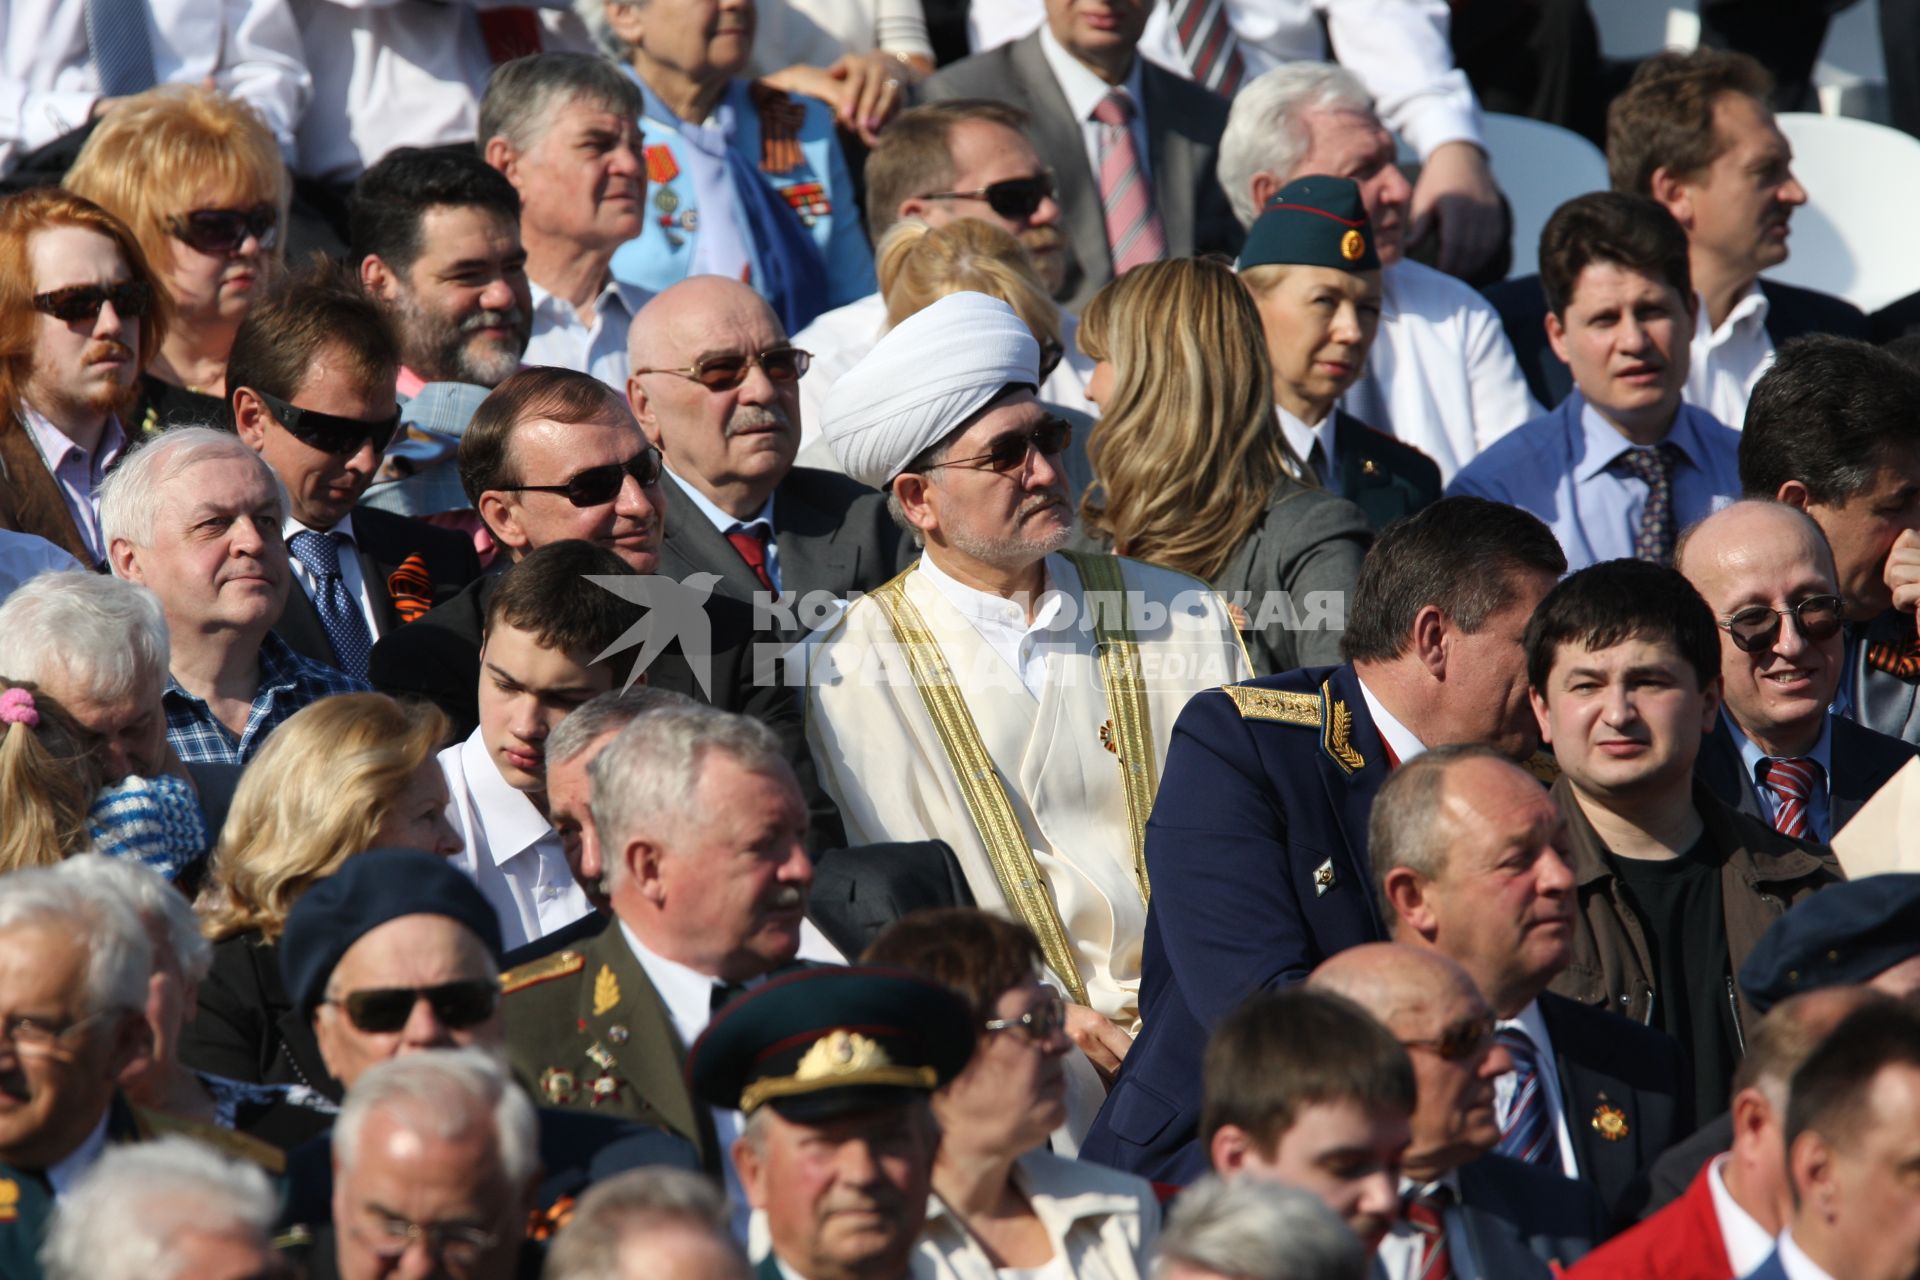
798,291,1250,1139
99,426,368,766
1218,63,1538,483
40,1136,285,1280
543,1167,748,1280
1157,1177,1367,1280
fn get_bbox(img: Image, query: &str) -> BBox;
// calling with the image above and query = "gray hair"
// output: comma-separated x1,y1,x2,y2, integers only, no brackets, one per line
334,1048,539,1188
1367,743,1512,921
1155,1176,1366,1280
548,687,697,767
542,1168,743,1280
479,52,644,154
41,1136,277,1280
1218,62,1378,230
0,865,151,1015
588,703,789,886
0,571,169,703
57,855,212,986
98,427,286,550
574,0,632,58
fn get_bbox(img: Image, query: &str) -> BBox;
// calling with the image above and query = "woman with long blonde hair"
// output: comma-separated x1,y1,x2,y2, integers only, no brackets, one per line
183,693,458,1103
1079,257,1371,674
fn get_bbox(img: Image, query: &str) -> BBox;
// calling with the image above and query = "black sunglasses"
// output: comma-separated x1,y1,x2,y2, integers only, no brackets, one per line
326,980,500,1034
167,204,279,255
920,172,1057,220
1718,594,1845,653
32,281,153,324
634,345,811,392
501,446,663,508
1400,1015,1496,1063
252,388,400,457
924,417,1072,475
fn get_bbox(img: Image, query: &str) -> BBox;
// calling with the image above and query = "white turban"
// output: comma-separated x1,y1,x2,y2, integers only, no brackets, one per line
819,292,1040,490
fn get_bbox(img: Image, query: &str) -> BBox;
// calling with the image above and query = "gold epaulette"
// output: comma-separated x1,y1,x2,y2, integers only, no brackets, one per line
1222,685,1322,727
132,1107,286,1175
1523,750,1562,786
501,949,584,996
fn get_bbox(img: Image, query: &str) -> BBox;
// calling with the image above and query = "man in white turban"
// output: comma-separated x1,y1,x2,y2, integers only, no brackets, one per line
798,293,1251,1144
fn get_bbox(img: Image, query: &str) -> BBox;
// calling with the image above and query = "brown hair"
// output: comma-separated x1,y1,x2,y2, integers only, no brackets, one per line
1606,49,1774,197
483,539,643,657
1537,192,1693,319
865,100,1032,248
862,907,1042,1025
459,366,634,510
1202,987,1416,1153
0,679,105,873
225,257,399,405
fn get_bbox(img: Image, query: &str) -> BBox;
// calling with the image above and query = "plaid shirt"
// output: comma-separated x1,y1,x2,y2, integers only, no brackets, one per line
164,631,370,765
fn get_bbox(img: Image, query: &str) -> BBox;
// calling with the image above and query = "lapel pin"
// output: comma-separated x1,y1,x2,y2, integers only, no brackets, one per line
1591,1103,1630,1142
1313,858,1336,896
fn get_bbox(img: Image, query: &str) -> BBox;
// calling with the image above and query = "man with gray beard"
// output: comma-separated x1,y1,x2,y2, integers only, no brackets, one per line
627,275,909,633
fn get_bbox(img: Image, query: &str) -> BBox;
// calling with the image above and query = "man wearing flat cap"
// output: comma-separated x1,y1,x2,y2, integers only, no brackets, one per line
797,292,1250,1137
688,966,974,1280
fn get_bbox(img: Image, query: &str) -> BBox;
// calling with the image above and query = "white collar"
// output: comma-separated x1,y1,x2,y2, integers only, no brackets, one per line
527,274,649,325
1355,674,1426,765
917,549,1069,631
1036,22,1145,125
47,1109,111,1197
456,728,554,866
283,510,356,544
1776,1228,1840,1280
1707,1154,1778,1276
1695,282,1771,345
667,466,778,536
1498,997,1553,1052
618,918,721,1049
1276,402,1338,469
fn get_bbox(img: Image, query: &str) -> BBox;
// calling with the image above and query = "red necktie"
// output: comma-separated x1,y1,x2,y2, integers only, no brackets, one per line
1406,1186,1454,1280
1762,757,1823,840
726,525,775,593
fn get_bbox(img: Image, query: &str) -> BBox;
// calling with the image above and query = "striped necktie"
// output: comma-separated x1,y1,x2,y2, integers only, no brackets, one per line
1762,756,1823,840
1405,1185,1454,1280
1495,1025,1563,1169
1168,0,1245,95
1092,90,1167,277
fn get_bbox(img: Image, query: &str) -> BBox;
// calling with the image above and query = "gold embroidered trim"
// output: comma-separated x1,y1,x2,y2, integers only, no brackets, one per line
738,1030,938,1113
1067,552,1156,907
1223,686,1322,727
1323,685,1365,773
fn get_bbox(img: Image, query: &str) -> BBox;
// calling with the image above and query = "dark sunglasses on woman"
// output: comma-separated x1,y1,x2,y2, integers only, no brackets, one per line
168,204,280,255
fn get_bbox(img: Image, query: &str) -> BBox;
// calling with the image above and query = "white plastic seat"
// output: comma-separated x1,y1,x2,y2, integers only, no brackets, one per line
1770,112,1920,313
1479,112,1611,279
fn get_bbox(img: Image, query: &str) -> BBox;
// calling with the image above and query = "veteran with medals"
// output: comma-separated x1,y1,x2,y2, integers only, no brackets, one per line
797,292,1251,1140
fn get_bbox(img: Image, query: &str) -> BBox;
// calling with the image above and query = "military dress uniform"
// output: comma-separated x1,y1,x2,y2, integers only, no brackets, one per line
610,74,874,334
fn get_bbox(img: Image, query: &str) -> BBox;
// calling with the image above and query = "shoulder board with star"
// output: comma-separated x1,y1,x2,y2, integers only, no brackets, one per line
132,1107,286,1174
501,949,585,996
1222,685,1322,727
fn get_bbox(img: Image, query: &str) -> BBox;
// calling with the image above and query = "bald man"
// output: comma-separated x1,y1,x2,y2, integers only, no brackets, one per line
626,275,909,624
1678,500,1918,843
1309,944,1608,1279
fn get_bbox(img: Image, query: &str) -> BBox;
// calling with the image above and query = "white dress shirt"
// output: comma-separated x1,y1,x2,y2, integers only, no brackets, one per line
1036,23,1152,189
45,1111,109,1197
668,468,784,594
967,0,1482,161
917,552,1070,700
524,275,652,393
440,729,592,951
1706,1154,1777,1277
1356,675,1425,765
0,0,309,175
1277,402,1340,492
1775,1230,1839,1280
282,511,383,642
747,0,934,75
1375,1171,1465,1280
1687,283,1773,432
1492,998,1578,1179
1341,258,1539,482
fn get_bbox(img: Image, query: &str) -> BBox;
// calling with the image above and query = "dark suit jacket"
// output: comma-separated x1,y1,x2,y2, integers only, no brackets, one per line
1329,411,1444,530
925,31,1243,312
1538,991,1694,1226
1451,1151,1611,1277
1080,663,1394,1183
1643,1111,1733,1216
1484,274,1871,414
1697,712,1918,839
275,505,482,671
653,467,909,631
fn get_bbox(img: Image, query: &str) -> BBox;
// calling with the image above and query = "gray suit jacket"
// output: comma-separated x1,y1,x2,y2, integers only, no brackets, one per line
1212,481,1372,676
925,31,1243,312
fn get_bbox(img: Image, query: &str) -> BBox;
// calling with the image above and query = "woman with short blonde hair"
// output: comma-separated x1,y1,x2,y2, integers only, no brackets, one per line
878,218,1064,374
1080,258,1371,675
65,85,290,432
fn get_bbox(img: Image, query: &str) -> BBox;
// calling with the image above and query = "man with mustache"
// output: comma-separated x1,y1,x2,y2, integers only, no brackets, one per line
801,291,1250,1142
1310,944,1609,1280
1525,559,1840,1124
1489,49,1869,425
501,702,843,1222
1373,744,1693,1225
1450,193,1741,573
0,190,166,570
628,275,907,629
481,53,651,395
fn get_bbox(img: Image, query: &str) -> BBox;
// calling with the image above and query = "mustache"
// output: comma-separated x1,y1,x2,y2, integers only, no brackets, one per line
1021,226,1065,255
726,405,792,438
85,338,134,363
460,308,526,336
764,883,805,913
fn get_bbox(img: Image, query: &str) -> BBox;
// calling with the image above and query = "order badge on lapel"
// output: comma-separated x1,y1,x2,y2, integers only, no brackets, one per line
1591,1102,1630,1142
1313,858,1336,896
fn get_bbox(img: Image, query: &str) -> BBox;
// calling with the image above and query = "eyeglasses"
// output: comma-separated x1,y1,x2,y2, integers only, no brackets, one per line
922,417,1072,475
251,388,401,457
633,345,811,391
32,281,153,324
1718,594,1845,653
167,204,279,255
324,980,500,1034
983,993,1067,1043
499,446,663,508
355,1212,500,1268
1399,1015,1496,1063
919,172,1057,220
0,1009,108,1057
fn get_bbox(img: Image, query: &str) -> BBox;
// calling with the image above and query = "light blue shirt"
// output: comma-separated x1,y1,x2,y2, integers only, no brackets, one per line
523,276,652,394
1446,393,1742,571
1728,711,1835,842
668,468,782,594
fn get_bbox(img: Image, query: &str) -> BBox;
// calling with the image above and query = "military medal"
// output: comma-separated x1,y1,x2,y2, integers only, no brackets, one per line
590,1074,625,1106
608,1025,630,1044
540,1067,578,1106
1591,1103,1630,1141
653,186,686,248
1312,858,1336,896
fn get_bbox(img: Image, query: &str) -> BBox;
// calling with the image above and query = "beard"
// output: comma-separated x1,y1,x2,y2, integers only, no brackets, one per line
1021,226,1070,295
396,290,530,388
943,491,1074,570
27,339,138,425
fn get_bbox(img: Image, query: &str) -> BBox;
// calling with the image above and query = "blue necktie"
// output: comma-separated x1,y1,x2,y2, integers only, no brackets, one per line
1496,1026,1563,1169
288,530,373,680
85,0,157,97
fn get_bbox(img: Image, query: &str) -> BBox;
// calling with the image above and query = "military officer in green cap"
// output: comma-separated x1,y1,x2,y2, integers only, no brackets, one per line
688,965,975,1280
1239,174,1443,529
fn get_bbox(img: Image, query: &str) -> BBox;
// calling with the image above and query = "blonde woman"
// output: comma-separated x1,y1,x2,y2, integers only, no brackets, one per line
1080,258,1371,675
65,85,290,435
182,693,458,1097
